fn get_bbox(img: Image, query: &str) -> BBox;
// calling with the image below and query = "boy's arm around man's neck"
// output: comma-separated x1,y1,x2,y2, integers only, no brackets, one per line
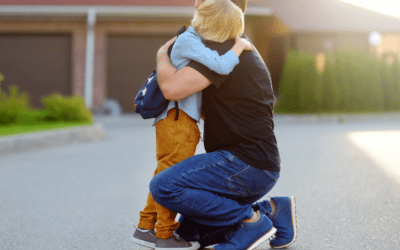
156,38,212,101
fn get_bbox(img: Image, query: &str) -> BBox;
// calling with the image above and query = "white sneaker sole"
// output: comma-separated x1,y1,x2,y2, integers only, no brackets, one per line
247,227,277,250
154,241,200,250
131,237,156,249
271,196,297,249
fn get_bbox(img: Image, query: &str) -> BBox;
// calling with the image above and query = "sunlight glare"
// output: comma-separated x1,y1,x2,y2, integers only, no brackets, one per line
347,131,400,184
340,0,400,17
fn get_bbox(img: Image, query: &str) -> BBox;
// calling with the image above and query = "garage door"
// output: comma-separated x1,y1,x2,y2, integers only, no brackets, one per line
107,34,171,113
0,34,71,108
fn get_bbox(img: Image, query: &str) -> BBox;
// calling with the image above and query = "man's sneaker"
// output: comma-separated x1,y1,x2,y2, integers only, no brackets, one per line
131,227,156,248
269,196,297,249
214,211,277,250
155,233,200,250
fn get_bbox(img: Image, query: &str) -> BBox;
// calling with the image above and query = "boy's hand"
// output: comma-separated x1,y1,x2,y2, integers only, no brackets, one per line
236,37,253,51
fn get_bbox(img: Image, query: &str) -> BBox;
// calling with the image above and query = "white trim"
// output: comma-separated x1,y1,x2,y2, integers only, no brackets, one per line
84,8,96,109
0,5,193,17
247,6,274,16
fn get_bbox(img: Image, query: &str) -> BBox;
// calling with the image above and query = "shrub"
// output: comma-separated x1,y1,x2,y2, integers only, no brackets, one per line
390,57,400,110
0,82,32,125
0,73,4,102
379,53,400,112
379,55,395,111
340,50,373,112
275,50,301,113
363,53,384,112
0,73,93,125
41,94,92,122
297,51,323,113
275,49,400,114
0,100,19,125
276,51,323,113
334,50,356,112
321,53,340,112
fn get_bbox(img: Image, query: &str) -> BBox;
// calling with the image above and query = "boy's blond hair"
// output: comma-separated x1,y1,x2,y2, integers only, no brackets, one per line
191,0,244,43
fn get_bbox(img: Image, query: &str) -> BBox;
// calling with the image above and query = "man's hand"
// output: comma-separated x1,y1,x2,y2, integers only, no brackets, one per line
157,36,177,59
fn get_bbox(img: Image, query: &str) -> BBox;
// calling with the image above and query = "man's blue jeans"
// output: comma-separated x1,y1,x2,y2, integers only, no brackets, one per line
150,150,279,243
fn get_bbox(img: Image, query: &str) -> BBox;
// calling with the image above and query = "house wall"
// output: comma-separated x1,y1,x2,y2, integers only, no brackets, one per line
292,32,369,54
0,33,72,107
0,15,293,111
291,32,400,69
0,21,87,106
0,19,190,111
98,20,190,112
0,21,86,92
376,34,400,62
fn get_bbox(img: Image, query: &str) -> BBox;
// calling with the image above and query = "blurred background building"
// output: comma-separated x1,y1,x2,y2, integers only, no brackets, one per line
1,0,399,113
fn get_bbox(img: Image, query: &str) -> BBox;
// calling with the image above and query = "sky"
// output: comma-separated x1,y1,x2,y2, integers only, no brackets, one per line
340,0,400,17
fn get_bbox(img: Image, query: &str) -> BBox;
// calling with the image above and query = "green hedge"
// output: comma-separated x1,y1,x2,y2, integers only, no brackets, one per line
41,94,92,122
275,50,400,114
0,73,92,125
0,79,32,125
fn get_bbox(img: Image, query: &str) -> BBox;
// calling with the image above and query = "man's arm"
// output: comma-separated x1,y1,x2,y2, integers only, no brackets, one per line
173,32,240,75
156,37,212,101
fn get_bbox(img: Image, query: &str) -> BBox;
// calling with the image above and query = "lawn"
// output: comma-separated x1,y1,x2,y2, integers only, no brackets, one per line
0,121,94,137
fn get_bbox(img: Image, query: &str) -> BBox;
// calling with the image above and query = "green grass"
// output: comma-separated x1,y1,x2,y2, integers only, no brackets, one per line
0,121,94,137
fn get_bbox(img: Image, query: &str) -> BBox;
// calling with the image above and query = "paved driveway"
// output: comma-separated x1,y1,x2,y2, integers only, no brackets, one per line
1,115,399,249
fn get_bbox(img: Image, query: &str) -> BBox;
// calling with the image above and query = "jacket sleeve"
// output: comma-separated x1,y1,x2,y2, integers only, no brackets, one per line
173,33,239,75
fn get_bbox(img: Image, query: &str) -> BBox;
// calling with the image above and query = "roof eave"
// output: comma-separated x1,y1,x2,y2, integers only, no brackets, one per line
0,5,273,22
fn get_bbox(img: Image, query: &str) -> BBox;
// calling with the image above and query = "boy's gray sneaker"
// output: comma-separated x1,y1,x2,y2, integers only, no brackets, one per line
131,228,156,248
155,233,200,250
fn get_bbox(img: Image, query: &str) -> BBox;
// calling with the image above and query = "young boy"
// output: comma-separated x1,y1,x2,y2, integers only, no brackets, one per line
132,0,253,249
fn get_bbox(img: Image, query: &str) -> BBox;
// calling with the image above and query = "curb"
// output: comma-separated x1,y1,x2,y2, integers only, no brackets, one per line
0,123,107,155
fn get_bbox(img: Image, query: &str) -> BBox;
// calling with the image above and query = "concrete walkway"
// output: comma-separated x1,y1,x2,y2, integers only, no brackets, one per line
0,114,399,249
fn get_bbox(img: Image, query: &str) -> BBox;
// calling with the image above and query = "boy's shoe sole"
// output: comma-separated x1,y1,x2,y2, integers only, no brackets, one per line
154,241,200,250
131,237,156,248
270,197,297,249
155,241,200,250
247,227,277,250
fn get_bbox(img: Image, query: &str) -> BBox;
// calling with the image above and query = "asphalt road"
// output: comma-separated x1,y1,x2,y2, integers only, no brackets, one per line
1,115,399,250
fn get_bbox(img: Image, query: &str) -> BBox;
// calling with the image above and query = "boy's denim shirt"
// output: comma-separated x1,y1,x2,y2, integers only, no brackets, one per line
153,26,239,126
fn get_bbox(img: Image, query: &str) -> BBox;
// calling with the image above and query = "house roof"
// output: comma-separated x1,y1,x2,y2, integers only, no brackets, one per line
0,0,193,5
261,0,400,33
3,0,398,32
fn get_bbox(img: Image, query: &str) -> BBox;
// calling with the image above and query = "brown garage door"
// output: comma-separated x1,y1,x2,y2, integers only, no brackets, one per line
0,33,71,108
107,34,172,113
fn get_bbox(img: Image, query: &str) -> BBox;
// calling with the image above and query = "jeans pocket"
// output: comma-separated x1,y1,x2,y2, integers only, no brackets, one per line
227,166,277,198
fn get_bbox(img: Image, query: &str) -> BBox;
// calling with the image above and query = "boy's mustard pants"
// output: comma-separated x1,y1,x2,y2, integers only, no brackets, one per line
138,108,201,239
